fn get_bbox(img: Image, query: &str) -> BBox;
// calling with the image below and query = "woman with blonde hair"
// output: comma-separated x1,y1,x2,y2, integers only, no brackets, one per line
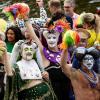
81,12,100,46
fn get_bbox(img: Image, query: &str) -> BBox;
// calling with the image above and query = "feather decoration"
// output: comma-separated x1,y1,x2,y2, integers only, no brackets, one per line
60,30,80,49
48,18,71,35
75,16,83,28
3,3,30,21
0,18,7,33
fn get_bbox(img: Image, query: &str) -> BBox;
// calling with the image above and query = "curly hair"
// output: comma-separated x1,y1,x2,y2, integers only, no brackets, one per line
5,26,25,42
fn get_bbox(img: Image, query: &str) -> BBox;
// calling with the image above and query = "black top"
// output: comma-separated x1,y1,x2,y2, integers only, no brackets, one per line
45,62,71,100
0,63,5,87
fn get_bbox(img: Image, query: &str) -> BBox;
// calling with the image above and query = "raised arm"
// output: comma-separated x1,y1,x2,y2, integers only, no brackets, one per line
24,18,50,67
25,20,43,51
36,0,48,21
61,48,76,78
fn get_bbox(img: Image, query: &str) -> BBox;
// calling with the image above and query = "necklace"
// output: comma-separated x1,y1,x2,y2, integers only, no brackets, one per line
80,69,99,88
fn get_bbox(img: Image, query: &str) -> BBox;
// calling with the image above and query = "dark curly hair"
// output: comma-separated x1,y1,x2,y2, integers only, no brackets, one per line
5,26,25,42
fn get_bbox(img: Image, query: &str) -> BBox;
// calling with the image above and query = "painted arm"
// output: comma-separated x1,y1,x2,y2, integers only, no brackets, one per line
36,0,48,21
29,0,48,27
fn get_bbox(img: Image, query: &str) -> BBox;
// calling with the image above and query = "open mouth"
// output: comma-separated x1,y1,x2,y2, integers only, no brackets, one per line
26,53,32,56
49,42,55,44
87,64,92,66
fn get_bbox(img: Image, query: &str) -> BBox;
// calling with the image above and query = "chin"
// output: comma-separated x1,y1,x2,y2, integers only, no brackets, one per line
26,57,33,61
26,58,32,61
49,46,56,49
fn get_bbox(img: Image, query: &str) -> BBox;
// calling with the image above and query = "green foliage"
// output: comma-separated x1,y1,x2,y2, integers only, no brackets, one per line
0,0,99,19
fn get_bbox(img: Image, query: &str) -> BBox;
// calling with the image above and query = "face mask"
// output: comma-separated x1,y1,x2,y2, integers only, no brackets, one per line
22,44,36,61
82,54,94,70
47,34,58,48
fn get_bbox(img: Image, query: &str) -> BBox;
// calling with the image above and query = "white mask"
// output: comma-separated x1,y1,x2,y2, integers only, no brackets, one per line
21,43,36,61
46,34,58,48
82,54,94,70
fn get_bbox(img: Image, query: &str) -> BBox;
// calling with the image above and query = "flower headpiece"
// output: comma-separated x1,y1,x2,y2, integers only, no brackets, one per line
48,17,71,35
3,3,30,21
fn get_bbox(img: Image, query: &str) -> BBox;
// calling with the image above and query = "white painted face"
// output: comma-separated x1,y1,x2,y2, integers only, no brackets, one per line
21,43,37,61
46,34,58,48
82,54,94,70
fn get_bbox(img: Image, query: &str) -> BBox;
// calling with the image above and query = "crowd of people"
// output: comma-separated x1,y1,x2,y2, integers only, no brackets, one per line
0,0,100,100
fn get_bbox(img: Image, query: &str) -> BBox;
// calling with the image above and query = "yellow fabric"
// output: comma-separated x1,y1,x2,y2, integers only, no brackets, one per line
87,29,96,47
95,33,100,44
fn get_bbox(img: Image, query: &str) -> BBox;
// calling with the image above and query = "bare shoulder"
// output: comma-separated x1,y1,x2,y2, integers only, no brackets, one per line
63,64,78,79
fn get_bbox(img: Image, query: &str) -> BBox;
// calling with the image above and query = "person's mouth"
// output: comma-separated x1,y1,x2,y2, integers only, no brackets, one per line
26,53,32,56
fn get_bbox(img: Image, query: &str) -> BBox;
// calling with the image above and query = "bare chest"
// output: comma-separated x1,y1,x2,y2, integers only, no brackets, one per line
71,72,100,100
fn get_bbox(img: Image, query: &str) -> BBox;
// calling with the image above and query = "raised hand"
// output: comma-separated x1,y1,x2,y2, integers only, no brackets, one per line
13,40,25,51
36,0,44,8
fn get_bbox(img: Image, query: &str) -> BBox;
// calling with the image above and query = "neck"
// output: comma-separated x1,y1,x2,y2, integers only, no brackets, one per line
21,58,33,62
81,65,92,74
8,41,15,44
66,12,74,18
48,46,59,52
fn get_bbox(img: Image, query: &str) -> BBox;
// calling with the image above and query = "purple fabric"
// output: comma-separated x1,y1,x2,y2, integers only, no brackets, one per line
43,47,71,64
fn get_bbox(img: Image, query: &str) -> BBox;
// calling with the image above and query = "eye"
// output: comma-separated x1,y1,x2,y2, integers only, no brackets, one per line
30,48,33,51
24,48,29,51
53,37,56,39
90,58,93,60
47,37,51,39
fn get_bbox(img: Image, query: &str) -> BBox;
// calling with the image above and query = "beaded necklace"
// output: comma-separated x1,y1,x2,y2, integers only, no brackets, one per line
80,69,99,88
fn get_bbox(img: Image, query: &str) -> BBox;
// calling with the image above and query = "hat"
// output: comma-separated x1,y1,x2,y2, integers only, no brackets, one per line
75,47,100,61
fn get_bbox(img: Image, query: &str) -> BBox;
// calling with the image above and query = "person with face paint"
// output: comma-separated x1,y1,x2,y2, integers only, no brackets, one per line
4,40,57,100
61,47,100,100
23,15,72,99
